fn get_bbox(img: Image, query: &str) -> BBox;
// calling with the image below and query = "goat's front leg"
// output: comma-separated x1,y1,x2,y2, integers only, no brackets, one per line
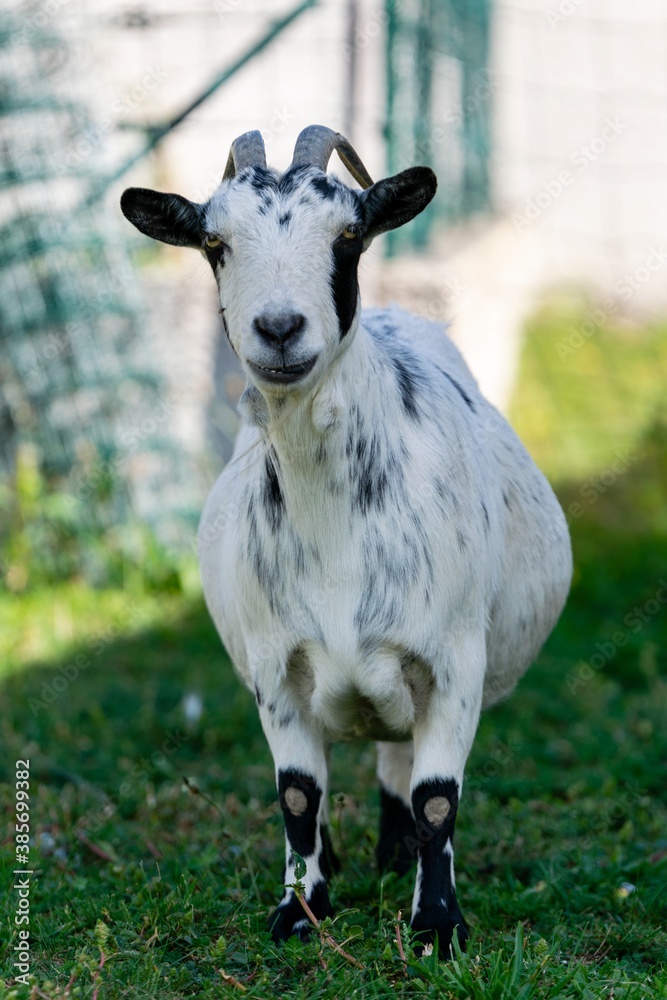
260,702,337,942
410,635,485,958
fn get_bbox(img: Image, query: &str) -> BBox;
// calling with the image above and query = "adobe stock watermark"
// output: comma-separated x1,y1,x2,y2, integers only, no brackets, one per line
10,0,72,47
465,739,521,796
28,602,142,716
569,781,648,852
213,0,243,15
566,579,667,694
16,264,138,387
119,391,182,451
117,731,190,799
340,6,388,60
60,391,181,511
421,274,470,323
395,740,520,859
564,449,638,524
512,117,628,232
546,0,587,27
415,72,498,162
556,247,667,360
77,730,190,836
51,66,170,174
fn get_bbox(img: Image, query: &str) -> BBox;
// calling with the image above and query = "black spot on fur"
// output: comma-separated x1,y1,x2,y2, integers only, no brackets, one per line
245,166,278,192
263,451,284,532
331,227,363,337
254,684,263,707
439,368,476,412
247,500,282,616
278,164,311,196
392,356,421,421
277,769,322,858
456,529,467,551
354,586,401,634
481,501,490,532
366,315,396,340
309,174,339,201
353,434,388,515
279,211,292,227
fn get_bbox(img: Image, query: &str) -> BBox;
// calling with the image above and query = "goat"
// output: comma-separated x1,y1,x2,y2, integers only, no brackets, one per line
120,126,573,957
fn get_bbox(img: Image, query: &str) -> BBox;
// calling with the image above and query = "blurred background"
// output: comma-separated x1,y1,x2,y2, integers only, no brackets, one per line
2,0,666,584
1,1,667,991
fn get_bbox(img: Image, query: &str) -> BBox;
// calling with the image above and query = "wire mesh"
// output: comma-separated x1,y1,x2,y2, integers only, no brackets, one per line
0,5,201,551
385,0,493,254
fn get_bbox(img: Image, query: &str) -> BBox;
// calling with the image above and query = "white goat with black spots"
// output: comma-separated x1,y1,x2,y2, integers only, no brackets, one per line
121,126,572,957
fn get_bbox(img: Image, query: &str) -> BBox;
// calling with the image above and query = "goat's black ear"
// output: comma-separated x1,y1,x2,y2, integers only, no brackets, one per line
120,187,203,248
360,167,437,244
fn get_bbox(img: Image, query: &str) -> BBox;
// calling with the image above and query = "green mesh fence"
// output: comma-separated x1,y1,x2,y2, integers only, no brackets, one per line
0,8,199,558
385,0,492,254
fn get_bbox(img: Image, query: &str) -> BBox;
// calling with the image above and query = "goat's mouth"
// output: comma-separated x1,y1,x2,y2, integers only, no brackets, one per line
247,355,318,385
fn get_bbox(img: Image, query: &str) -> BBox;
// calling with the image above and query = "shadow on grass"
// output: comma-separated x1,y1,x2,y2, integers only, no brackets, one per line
0,599,270,799
0,419,666,989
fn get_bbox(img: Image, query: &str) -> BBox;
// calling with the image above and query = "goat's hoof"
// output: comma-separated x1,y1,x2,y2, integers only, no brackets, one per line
411,906,469,959
268,883,333,943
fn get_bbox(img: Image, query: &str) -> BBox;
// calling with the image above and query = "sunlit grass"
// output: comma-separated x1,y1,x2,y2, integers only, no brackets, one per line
510,298,667,482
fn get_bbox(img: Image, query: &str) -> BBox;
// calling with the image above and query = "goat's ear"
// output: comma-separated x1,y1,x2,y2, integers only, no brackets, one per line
360,167,437,244
120,187,203,248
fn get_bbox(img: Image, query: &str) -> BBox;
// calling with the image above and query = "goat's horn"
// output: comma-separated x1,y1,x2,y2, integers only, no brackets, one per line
291,125,374,189
223,130,267,181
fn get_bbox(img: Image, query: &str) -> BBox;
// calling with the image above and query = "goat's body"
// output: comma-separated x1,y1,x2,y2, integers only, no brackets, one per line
199,305,572,740
123,135,571,955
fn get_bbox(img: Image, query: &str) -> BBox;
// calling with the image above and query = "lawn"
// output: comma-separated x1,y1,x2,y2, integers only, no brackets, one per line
1,301,666,998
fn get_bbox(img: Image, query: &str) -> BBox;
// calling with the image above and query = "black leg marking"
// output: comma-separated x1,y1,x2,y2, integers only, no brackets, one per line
410,778,469,958
277,769,321,856
268,880,333,942
269,770,334,944
377,785,416,876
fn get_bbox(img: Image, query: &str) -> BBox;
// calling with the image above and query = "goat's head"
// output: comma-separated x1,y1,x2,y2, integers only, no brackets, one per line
121,126,436,396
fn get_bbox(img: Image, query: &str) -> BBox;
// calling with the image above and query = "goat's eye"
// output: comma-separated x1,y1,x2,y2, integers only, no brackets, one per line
204,236,224,249
340,225,360,240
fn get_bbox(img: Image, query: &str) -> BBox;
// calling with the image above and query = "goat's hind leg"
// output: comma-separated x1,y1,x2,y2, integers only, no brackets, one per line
410,636,485,958
376,740,416,876
261,705,336,942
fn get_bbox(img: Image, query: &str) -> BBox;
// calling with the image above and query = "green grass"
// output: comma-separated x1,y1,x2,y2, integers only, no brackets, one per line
1,302,666,998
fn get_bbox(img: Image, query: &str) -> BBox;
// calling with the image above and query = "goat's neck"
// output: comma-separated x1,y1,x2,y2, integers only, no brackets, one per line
261,318,383,491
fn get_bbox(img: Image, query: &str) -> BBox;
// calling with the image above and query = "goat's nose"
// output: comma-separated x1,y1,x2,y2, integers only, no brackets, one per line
253,311,306,345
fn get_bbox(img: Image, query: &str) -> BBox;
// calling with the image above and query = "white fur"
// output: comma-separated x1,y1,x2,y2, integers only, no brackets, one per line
199,301,572,734
196,162,572,941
